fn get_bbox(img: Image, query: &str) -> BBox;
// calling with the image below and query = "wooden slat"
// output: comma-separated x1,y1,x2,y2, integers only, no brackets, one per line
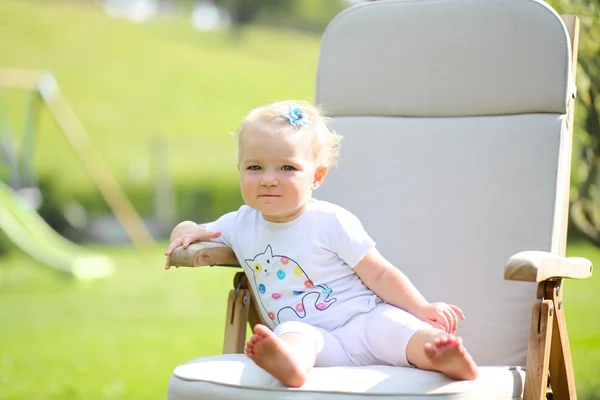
504,252,592,282
169,242,240,268
549,281,577,399
524,300,554,400
222,288,250,354
556,15,580,257
560,15,580,79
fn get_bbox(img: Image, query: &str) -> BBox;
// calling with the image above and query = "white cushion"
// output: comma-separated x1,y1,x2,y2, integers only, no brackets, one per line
317,0,573,117
168,354,525,400
315,0,572,369
318,113,565,367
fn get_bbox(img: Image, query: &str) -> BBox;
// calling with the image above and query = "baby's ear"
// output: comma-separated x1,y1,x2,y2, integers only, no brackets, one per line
313,166,328,189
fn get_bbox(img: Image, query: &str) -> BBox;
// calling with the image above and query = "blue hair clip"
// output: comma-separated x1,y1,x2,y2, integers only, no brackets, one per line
284,106,310,128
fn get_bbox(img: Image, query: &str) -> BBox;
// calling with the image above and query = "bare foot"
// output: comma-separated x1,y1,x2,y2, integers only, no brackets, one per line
423,334,478,380
245,324,307,387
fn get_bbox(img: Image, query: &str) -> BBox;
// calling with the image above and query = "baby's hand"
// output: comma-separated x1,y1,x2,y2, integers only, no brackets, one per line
415,302,465,334
164,225,221,270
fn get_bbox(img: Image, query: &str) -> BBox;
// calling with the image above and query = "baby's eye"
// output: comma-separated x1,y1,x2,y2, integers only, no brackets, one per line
281,165,296,171
247,165,261,171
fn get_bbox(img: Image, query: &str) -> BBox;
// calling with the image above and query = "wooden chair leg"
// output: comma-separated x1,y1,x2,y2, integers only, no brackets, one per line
524,279,578,400
548,280,577,399
222,271,250,354
524,299,554,400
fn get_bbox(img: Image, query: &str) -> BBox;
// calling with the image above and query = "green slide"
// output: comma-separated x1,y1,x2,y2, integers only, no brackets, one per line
0,181,114,279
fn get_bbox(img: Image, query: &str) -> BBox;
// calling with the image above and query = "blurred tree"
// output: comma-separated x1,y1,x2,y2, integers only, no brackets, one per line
547,0,600,245
210,0,348,35
213,0,291,27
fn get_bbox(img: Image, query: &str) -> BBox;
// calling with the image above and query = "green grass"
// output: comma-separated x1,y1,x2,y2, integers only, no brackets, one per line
0,241,599,399
0,0,319,203
564,242,600,397
0,243,235,399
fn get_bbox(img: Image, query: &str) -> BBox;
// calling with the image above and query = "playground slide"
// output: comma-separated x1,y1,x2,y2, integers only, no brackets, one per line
0,181,114,279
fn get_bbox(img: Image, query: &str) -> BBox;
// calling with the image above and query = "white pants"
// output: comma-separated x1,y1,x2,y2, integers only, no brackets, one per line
272,302,430,367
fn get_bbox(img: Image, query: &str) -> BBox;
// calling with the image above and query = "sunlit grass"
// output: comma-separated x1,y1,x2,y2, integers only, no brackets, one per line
565,242,600,397
0,0,319,204
0,243,236,399
0,241,598,399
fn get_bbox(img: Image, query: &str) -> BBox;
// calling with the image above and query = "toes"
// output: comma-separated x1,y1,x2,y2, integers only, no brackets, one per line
247,335,257,346
424,343,436,357
245,334,261,354
445,334,457,345
435,335,448,346
434,334,464,349
445,335,462,348
254,324,271,336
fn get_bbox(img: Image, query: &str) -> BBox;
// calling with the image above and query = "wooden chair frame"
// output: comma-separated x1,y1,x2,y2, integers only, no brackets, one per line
526,14,580,400
168,14,593,400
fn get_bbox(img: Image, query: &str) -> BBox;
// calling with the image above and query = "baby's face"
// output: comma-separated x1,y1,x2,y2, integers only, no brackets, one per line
238,131,319,223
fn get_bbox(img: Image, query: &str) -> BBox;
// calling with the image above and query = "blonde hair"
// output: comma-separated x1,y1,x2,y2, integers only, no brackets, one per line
234,100,342,168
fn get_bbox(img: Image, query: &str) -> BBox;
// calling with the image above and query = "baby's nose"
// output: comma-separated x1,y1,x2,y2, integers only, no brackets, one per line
260,175,278,186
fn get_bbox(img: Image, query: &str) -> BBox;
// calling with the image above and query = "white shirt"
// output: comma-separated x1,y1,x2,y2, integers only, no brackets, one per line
207,198,381,331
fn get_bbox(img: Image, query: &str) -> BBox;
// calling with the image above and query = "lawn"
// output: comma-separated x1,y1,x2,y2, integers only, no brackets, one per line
0,243,235,399
0,241,599,399
0,0,319,205
562,242,600,398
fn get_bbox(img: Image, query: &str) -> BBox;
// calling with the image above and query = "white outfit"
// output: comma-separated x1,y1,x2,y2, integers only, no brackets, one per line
207,198,429,367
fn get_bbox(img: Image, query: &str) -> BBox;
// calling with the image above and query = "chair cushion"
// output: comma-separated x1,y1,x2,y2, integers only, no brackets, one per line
317,0,572,117
167,355,525,400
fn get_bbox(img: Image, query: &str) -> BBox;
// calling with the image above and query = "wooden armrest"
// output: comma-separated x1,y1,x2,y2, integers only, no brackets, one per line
504,251,592,282
168,242,240,268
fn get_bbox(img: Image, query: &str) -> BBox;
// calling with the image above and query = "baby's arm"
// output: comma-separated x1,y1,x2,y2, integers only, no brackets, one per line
164,220,222,269
331,207,465,333
354,249,465,333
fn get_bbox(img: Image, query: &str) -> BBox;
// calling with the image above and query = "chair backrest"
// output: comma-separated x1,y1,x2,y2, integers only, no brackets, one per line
316,0,575,367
